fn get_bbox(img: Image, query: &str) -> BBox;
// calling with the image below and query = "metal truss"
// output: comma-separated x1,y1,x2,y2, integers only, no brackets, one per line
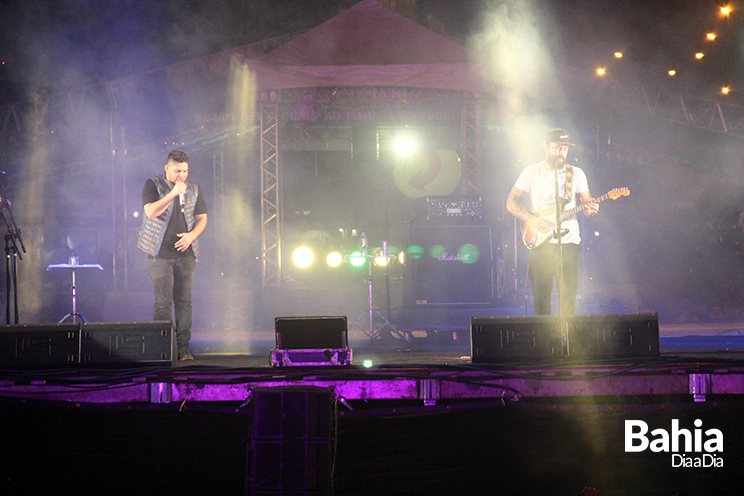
608,83,744,137
212,148,225,272
260,102,281,287
460,97,482,194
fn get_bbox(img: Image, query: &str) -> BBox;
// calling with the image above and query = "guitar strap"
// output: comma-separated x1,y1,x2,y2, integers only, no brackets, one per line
564,163,573,202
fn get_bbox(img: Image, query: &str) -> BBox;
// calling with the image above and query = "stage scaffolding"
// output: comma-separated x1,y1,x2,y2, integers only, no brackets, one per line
257,86,484,287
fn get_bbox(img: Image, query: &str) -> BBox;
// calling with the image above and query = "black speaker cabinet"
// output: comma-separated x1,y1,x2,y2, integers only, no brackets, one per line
471,315,563,363
0,323,80,368
471,313,660,363
274,316,348,350
80,321,174,367
567,313,660,358
409,224,493,306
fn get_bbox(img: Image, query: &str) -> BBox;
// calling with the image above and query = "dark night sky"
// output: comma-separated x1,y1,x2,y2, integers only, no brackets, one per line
1,0,743,107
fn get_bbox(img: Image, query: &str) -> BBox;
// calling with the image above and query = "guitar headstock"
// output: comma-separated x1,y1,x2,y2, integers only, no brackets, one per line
608,188,630,200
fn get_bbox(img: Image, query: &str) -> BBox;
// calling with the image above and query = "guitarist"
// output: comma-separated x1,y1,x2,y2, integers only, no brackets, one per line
506,128,599,315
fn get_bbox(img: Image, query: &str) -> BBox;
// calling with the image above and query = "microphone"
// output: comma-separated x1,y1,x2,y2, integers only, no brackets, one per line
179,192,185,205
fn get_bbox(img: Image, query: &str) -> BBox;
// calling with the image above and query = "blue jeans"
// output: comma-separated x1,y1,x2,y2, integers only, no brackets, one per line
148,256,197,349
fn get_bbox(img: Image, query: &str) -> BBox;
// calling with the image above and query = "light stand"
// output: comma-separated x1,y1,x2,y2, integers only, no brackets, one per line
346,233,399,340
0,180,25,325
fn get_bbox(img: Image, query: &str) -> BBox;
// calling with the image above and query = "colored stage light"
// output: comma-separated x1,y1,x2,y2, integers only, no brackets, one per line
326,252,343,267
721,6,731,16
695,53,704,59
596,67,606,76
362,360,373,368
707,33,716,40
292,247,314,268
374,256,389,266
348,251,366,267
722,87,731,95
398,251,406,264
668,70,676,76
614,52,623,58
408,245,424,259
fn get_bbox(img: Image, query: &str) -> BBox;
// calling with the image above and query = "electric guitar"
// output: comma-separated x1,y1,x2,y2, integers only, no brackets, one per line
521,188,630,250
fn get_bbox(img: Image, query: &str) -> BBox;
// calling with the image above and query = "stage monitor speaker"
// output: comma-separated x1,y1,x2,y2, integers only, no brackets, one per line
0,323,80,368
409,224,493,306
80,321,174,367
470,313,661,363
274,316,348,350
567,313,660,358
471,315,562,363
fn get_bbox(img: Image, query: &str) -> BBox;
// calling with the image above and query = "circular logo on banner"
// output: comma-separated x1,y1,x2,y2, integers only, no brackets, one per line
393,149,462,199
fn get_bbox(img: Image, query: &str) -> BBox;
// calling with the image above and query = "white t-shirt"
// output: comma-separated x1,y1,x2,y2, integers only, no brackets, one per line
514,160,589,245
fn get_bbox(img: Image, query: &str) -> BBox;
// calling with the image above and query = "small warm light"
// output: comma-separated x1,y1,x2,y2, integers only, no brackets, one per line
133,211,140,218
596,67,606,76
398,251,406,265
721,6,731,16
374,256,389,267
706,33,717,40
594,231,600,237
668,70,677,76
326,252,343,267
292,247,314,268
695,53,704,59
614,52,623,58
722,86,731,95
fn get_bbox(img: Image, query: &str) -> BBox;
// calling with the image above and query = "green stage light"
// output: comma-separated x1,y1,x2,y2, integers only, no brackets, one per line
459,243,480,264
292,247,314,268
326,251,343,267
408,245,424,259
348,251,366,267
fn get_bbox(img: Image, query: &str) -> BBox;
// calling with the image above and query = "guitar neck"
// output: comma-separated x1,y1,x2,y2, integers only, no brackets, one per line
560,193,609,221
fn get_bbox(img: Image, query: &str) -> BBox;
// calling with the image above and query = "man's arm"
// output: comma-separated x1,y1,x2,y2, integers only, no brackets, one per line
144,181,187,219
175,213,208,252
506,186,551,233
579,190,599,217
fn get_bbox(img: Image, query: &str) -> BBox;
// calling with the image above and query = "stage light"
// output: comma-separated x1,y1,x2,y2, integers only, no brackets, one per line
695,53,704,59
408,245,424,260
596,67,606,76
363,360,373,368
594,231,600,237
398,251,406,265
396,139,414,155
722,86,731,95
374,256,389,266
721,6,731,16
132,211,139,218
707,33,717,40
326,252,343,267
348,251,366,267
292,247,314,268
668,70,676,76
614,52,623,58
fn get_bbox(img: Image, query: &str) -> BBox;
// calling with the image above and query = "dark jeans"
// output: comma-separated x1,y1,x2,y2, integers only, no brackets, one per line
148,256,197,349
528,242,580,316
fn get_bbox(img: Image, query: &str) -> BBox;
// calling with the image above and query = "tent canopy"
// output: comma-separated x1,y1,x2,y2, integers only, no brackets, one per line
248,0,492,93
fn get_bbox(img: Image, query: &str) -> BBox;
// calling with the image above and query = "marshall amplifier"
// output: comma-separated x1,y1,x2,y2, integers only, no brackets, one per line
414,195,484,224
409,224,493,306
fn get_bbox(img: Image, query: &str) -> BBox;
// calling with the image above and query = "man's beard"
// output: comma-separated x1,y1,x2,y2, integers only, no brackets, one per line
546,154,564,170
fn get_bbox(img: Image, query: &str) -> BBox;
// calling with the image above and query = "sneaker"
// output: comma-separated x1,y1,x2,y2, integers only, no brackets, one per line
179,349,194,361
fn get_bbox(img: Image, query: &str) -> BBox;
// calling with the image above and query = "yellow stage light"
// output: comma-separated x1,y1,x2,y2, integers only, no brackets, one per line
398,251,406,265
596,67,606,76
668,70,676,76
721,6,731,16
707,33,717,40
396,139,414,155
614,52,623,58
292,247,314,268
374,256,389,266
695,53,704,59
326,252,343,267
722,87,731,95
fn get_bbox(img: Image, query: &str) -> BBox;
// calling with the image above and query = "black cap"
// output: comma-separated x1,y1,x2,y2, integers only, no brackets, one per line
545,128,575,146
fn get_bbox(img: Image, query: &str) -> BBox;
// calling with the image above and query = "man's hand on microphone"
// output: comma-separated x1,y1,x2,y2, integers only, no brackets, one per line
172,181,187,198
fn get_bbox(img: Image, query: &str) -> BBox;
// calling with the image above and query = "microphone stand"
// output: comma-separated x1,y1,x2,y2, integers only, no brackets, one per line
552,163,569,357
0,183,25,325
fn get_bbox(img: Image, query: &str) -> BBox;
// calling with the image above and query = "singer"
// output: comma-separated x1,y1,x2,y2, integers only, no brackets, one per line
137,150,208,361
505,129,598,315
